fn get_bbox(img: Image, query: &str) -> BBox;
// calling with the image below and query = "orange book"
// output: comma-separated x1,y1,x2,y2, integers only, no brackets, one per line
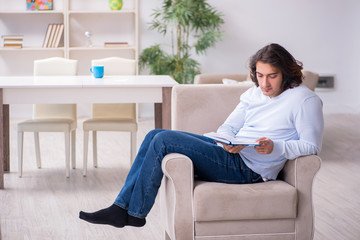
3,44,22,48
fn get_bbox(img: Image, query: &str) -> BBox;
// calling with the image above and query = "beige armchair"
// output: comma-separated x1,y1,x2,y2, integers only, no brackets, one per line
194,70,319,91
159,84,321,240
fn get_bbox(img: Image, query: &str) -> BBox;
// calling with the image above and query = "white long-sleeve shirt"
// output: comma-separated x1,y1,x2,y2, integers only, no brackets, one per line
216,84,324,180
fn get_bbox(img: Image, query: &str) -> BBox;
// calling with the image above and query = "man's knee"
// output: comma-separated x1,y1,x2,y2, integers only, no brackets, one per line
146,129,167,139
152,130,182,144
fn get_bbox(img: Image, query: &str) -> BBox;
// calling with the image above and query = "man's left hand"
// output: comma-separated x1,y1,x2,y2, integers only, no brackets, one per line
255,137,274,154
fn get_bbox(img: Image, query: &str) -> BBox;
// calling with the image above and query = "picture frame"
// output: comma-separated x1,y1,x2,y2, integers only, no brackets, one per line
26,0,53,11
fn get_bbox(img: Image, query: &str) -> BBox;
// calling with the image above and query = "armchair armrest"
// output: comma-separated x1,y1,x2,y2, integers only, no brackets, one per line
280,155,322,240
160,153,194,240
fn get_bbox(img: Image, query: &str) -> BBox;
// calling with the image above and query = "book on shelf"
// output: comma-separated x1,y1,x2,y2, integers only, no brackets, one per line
42,24,53,48
3,38,23,43
50,24,59,47
3,40,23,45
53,24,64,48
3,44,22,48
2,35,24,48
47,24,57,48
42,23,64,48
1,35,24,40
104,42,129,47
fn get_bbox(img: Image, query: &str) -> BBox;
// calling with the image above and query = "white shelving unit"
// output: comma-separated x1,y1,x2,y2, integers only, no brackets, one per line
0,0,138,75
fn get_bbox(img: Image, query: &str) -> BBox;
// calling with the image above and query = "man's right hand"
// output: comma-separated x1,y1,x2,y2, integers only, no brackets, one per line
220,143,248,154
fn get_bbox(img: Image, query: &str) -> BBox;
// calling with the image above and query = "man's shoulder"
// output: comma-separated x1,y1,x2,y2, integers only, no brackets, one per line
241,85,260,99
289,84,319,99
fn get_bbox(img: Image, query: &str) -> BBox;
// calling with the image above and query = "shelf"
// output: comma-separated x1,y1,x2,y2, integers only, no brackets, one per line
0,47,64,52
0,0,138,76
0,11,64,14
68,10,135,15
69,46,135,51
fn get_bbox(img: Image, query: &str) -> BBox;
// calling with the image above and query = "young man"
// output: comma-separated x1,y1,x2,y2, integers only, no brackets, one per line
79,43,324,228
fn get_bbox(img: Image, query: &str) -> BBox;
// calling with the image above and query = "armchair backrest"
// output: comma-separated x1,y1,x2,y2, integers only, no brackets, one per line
302,70,319,91
194,70,319,91
194,73,248,84
171,84,251,134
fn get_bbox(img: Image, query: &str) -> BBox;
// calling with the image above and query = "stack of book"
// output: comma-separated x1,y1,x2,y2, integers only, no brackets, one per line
104,42,129,47
2,35,24,48
42,23,64,48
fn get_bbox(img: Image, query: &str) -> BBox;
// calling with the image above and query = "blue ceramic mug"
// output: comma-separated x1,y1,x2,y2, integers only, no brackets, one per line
90,66,104,78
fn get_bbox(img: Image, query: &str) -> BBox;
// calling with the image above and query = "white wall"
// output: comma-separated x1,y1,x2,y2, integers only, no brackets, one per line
139,0,360,114
9,0,360,119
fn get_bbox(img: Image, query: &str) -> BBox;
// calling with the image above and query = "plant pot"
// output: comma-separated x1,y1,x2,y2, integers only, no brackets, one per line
109,0,123,10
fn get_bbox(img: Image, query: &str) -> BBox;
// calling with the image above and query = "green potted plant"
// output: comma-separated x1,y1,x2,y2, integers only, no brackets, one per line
139,0,224,84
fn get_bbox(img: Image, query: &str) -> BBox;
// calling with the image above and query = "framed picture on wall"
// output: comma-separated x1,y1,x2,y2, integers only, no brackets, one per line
26,0,53,11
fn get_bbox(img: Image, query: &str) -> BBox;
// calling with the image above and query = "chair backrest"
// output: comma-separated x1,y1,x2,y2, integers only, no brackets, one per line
33,57,78,120
302,70,319,91
34,57,78,76
91,57,137,119
92,103,136,119
92,57,137,75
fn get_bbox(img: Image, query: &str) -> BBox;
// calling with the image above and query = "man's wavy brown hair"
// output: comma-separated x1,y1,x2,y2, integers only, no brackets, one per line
249,43,303,91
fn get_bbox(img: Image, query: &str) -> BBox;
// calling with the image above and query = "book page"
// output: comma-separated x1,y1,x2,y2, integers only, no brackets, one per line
203,132,260,146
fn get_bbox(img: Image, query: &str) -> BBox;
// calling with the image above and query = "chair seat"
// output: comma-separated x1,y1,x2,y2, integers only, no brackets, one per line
83,118,138,132
18,119,76,132
193,180,297,222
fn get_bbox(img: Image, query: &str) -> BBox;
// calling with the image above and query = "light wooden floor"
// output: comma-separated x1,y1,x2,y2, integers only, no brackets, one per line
0,114,359,240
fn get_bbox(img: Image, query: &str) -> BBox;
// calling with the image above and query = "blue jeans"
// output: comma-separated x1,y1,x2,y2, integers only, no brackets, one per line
114,129,263,218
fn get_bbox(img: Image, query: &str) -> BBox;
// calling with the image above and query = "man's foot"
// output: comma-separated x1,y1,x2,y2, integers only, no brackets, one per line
79,204,128,228
127,214,146,227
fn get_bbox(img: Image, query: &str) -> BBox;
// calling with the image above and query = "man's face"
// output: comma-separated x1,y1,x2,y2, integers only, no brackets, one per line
256,61,283,98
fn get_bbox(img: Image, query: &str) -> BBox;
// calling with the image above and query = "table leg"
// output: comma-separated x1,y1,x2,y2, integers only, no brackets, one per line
3,104,9,173
0,89,4,189
154,103,162,129
154,87,172,130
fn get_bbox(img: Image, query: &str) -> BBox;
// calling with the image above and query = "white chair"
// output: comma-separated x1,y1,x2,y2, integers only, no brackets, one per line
82,57,138,176
17,57,78,178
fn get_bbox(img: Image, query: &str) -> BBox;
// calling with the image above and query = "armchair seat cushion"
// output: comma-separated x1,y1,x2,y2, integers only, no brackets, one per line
193,180,297,222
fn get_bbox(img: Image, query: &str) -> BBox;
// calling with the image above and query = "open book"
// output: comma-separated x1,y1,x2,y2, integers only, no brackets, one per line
204,132,260,146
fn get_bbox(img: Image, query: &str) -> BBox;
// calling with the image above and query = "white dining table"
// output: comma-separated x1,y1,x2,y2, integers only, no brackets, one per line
0,75,178,189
